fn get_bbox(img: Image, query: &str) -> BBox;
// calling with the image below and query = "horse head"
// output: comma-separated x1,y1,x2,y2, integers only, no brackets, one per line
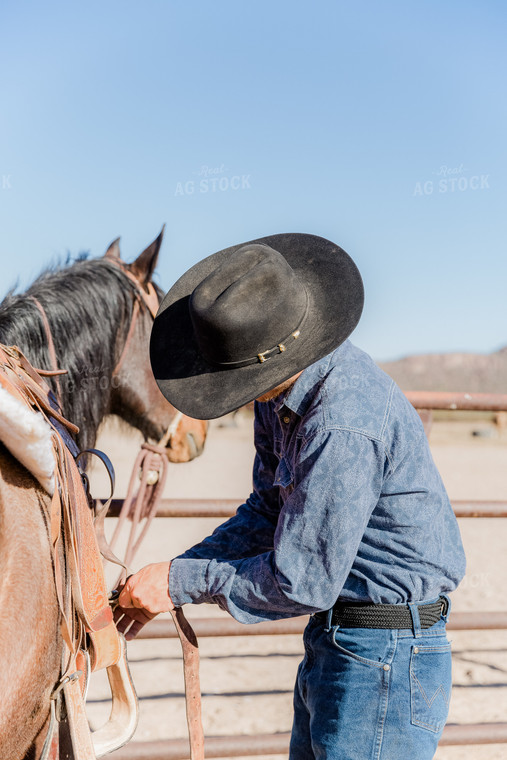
106,228,208,463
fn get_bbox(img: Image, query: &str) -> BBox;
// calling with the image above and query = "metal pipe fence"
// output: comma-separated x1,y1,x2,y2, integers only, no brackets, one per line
136,610,507,640
107,391,507,757
405,390,507,411
111,721,507,759
105,497,507,519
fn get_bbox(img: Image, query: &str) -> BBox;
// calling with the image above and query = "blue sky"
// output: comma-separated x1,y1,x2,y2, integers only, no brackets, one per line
1,0,506,361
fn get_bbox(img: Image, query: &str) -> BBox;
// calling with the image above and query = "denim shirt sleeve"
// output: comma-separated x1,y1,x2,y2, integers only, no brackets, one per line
171,406,281,562
169,427,386,623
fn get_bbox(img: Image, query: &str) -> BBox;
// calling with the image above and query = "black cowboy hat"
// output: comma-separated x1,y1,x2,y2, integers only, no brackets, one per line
150,233,364,419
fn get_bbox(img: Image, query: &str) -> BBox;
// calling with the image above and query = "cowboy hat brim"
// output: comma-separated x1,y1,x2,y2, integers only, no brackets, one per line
150,233,364,419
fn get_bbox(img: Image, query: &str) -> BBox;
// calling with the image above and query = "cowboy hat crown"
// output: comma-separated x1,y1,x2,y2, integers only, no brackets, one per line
189,244,308,368
150,233,364,419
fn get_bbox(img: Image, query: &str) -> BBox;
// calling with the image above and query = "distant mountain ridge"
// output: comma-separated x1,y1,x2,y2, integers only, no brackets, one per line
378,346,507,394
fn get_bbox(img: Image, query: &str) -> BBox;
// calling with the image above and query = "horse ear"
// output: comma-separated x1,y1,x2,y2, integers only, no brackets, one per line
129,225,165,284
104,237,122,260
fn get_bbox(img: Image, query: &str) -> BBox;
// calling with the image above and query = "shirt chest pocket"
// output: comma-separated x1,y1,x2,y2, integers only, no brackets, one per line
273,457,294,496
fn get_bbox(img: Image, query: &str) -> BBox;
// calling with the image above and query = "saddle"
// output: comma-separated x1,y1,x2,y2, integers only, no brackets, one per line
0,344,138,759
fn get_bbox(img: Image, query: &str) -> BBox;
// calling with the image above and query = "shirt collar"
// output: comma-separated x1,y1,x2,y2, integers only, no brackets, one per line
274,349,336,417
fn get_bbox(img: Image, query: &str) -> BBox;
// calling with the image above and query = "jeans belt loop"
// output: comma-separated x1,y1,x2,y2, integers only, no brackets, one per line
407,601,422,638
440,593,451,621
324,607,334,633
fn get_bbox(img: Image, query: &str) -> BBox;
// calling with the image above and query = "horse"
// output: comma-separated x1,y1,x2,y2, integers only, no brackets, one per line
0,229,208,760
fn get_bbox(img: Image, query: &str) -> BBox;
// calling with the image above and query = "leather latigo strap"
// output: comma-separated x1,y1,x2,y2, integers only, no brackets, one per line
52,433,122,672
170,608,205,760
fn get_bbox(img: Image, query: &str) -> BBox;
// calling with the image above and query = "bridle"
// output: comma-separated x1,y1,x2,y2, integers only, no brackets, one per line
111,262,184,446
112,266,160,377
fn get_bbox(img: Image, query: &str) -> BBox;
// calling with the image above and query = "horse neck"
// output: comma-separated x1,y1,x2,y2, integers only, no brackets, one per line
53,313,122,451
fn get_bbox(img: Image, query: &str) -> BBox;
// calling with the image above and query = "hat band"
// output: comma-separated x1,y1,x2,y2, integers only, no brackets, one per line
208,290,309,370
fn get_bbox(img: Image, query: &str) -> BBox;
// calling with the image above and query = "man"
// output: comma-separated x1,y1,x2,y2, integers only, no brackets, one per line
116,233,466,760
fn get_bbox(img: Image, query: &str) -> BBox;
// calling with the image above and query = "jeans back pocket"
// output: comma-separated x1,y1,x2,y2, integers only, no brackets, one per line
410,642,452,734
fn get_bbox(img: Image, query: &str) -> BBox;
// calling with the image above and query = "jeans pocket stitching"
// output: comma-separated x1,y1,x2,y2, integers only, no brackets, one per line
330,629,386,669
398,628,449,640
411,671,449,706
410,643,451,734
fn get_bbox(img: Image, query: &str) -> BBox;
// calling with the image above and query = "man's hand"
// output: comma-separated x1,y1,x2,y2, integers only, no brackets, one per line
114,562,175,640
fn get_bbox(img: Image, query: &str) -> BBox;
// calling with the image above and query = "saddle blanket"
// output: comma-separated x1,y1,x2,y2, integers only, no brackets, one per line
0,383,55,494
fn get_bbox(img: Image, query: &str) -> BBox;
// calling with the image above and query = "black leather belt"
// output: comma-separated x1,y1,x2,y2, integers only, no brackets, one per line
314,596,448,630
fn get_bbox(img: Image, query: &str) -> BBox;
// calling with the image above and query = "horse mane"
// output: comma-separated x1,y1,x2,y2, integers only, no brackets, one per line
0,257,141,450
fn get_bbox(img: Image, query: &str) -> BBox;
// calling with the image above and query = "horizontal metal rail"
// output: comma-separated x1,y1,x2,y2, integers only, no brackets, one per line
110,722,507,758
439,723,507,745
405,391,507,412
138,611,507,640
106,497,239,518
104,498,507,519
452,501,507,518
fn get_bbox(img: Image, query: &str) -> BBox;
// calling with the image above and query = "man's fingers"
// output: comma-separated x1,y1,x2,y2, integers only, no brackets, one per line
118,582,134,609
115,606,154,626
125,620,147,641
118,574,155,610
115,611,131,636
118,577,146,610
114,563,173,619
113,605,156,637
128,607,156,625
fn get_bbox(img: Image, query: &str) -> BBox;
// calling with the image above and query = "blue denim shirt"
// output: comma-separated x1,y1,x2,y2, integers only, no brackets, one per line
169,340,466,623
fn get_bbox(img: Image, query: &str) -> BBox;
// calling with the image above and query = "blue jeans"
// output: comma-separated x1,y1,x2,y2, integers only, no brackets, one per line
290,597,452,760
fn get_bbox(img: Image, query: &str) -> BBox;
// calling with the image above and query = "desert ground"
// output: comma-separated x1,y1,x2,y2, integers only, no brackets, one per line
86,411,507,760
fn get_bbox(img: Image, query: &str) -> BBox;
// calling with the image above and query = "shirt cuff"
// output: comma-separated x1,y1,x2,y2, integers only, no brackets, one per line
169,557,211,607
